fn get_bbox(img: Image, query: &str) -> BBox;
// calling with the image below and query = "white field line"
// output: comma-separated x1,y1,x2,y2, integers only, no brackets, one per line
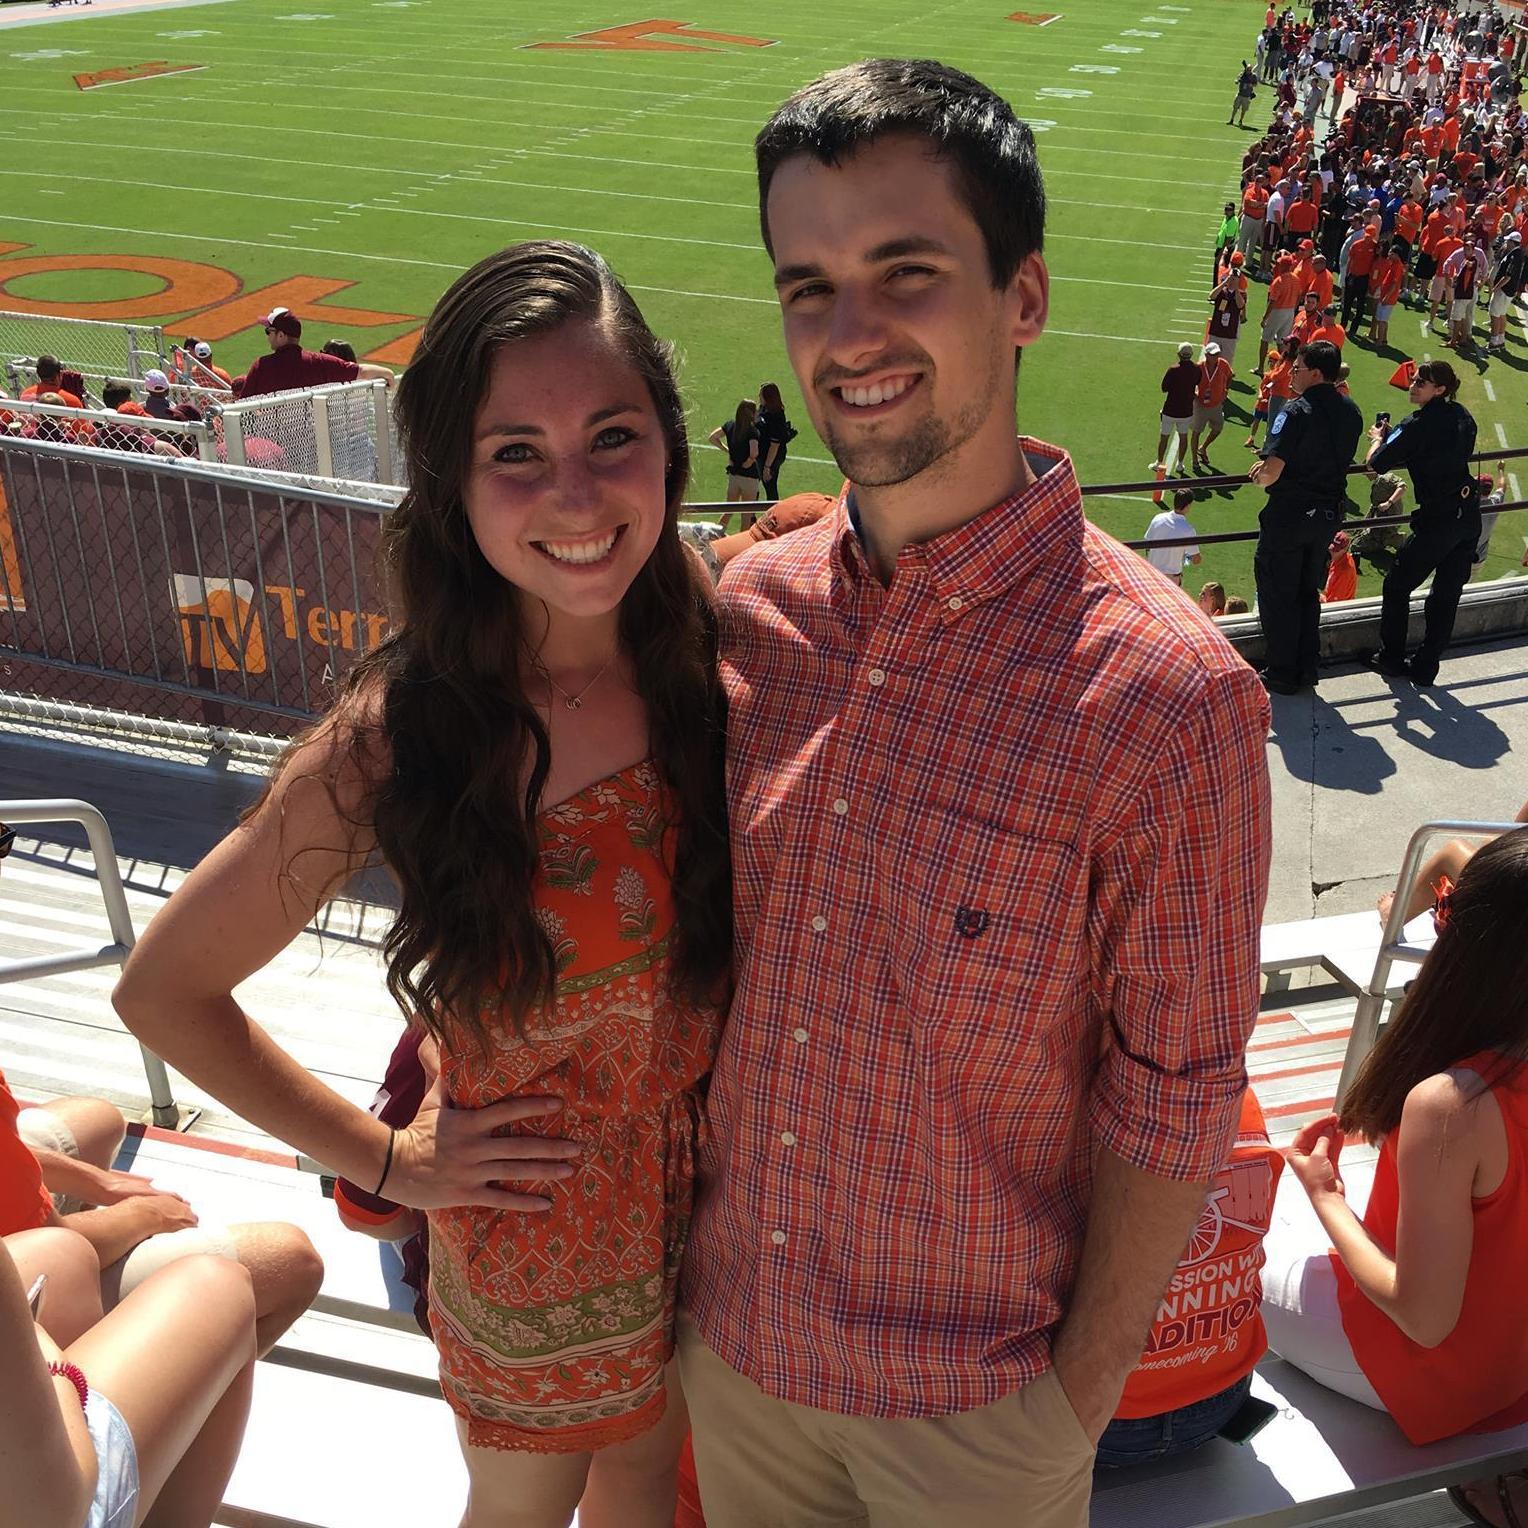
1509,474,1521,502
1484,378,1497,402
77,64,209,89
0,169,1218,276
1496,422,1510,448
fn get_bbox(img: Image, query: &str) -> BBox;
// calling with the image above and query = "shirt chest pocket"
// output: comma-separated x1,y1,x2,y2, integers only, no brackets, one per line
882,813,1086,1048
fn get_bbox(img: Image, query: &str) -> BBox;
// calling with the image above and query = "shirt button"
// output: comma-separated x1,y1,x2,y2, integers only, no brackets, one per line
832,797,849,816
867,668,886,687
792,1027,809,1044
770,1229,787,1246
946,596,965,612
780,1131,797,1147
811,914,827,933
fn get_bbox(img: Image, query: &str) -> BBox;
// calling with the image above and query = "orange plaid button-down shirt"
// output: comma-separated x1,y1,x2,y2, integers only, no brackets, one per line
683,438,1272,1418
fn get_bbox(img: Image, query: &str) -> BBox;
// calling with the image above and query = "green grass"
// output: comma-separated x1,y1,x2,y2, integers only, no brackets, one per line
1,0,1524,598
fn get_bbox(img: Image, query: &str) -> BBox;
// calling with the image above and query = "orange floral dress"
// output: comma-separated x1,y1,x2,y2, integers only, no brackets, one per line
428,761,720,1453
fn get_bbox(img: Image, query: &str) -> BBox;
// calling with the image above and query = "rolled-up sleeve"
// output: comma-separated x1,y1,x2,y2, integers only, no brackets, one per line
1087,667,1273,1180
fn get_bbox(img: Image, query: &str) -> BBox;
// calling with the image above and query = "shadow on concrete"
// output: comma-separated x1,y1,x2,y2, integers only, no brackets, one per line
1267,689,1399,795
1322,664,1518,769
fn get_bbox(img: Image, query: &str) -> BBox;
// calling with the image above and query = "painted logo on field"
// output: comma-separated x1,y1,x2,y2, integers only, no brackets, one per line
1008,11,1061,23
173,575,266,675
527,20,776,52
0,479,25,614
74,61,206,91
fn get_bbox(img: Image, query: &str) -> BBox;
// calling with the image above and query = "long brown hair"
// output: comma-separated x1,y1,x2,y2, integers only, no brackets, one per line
1340,829,1528,1142
269,242,730,1047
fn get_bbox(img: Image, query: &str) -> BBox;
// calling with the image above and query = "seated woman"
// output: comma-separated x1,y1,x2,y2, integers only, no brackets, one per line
1095,1087,1284,1469
1376,795,1528,926
1263,829,1528,1524
0,1227,257,1528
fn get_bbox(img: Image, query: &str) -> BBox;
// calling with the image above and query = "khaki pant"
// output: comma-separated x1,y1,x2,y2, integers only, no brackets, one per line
677,1315,1095,1528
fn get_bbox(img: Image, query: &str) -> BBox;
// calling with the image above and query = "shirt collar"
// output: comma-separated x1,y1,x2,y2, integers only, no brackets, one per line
830,437,1083,620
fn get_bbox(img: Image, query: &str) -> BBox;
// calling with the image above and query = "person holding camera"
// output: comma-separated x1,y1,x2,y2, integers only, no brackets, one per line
1248,340,1364,696
1364,360,1480,687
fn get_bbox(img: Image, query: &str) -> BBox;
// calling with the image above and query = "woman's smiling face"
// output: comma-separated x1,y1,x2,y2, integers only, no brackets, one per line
464,318,669,624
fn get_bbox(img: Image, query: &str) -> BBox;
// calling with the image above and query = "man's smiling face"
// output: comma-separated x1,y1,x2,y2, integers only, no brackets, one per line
766,134,1043,492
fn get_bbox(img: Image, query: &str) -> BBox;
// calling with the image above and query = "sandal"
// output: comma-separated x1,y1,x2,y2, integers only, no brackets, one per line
1448,1472,1528,1528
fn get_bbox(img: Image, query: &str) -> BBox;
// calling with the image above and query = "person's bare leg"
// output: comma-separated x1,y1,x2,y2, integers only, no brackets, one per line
580,1362,689,1528
1188,428,1203,465
224,1222,324,1355
64,1255,256,1527
456,1423,589,1528
37,1096,125,1169
3,1226,102,1344
1202,422,1224,458
1155,432,1170,466
1378,838,1482,925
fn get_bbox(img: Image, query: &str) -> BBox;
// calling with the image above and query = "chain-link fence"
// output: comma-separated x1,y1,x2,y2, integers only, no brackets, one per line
0,435,389,738
1,395,218,461
221,381,398,487
3,359,228,419
0,311,165,384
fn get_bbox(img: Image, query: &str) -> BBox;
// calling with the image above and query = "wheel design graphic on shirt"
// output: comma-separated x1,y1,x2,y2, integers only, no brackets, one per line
1185,1186,1230,1265
1183,1159,1276,1266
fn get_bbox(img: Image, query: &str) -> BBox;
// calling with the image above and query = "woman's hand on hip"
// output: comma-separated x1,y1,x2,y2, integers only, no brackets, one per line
388,1077,581,1212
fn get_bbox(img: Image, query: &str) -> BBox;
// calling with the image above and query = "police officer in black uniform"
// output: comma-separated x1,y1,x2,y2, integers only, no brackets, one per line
1363,359,1480,686
1248,340,1363,695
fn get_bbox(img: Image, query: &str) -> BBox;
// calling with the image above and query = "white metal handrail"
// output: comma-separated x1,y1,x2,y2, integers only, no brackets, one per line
0,798,179,1126
1336,818,1527,1103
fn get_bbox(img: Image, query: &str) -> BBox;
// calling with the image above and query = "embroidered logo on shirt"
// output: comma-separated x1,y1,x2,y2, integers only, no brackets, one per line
954,906,990,939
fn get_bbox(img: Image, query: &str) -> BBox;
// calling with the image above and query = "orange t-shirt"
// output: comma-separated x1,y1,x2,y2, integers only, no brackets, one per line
18,385,84,411
0,1069,53,1236
1420,124,1445,159
1433,233,1464,274
1477,201,1503,238
1268,269,1303,309
1422,209,1450,255
1266,358,1297,402
1242,185,1269,220
1286,200,1319,236
1310,320,1346,349
1371,254,1406,306
1306,267,1335,308
1395,200,1425,244
1346,234,1378,278
1441,116,1461,154
1115,1092,1284,1419
1335,1053,1528,1446
1322,551,1358,602
1196,357,1232,409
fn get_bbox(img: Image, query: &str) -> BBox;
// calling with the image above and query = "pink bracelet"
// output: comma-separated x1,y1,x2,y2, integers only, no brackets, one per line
48,1360,89,1411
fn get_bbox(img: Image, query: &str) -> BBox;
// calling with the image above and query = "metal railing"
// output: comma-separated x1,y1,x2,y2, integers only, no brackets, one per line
221,380,399,487
0,797,180,1127
0,312,165,385
4,357,229,418
2,394,219,461
1336,818,1528,1104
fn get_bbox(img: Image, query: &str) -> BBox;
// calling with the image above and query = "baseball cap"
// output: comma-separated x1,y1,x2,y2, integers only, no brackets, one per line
143,369,170,394
1331,531,1350,552
1299,238,1315,251
1231,251,1246,266
193,340,213,360
262,307,302,339
1204,341,1222,355
1508,230,1523,244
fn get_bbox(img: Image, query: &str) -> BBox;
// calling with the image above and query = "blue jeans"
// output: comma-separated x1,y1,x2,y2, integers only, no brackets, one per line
1094,1373,1253,1471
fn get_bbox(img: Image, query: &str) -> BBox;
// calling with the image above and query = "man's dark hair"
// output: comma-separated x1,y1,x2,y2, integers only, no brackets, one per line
1298,340,1342,380
1172,487,1195,511
321,339,357,362
35,354,60,382
754,58,1045,287
101,380,131,408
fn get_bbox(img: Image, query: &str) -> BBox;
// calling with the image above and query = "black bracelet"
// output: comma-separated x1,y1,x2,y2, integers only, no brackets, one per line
373,1129,396,1198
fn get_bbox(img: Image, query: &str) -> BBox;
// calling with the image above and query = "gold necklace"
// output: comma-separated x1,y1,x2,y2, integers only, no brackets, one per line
528,650,617,711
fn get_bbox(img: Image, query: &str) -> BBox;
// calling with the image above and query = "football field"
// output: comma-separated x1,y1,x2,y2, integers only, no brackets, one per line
1,0,1524,598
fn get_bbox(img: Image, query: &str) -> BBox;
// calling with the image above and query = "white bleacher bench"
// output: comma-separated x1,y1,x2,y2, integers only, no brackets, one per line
1091,1364,1528,1527
1259,910,1434,996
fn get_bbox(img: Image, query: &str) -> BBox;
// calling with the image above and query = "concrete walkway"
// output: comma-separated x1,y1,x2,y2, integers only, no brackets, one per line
1264,635,1527,923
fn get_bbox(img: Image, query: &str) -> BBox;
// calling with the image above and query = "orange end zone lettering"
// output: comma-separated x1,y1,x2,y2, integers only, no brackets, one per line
529,19,776,51
1007,12,1061,23
74,62,207,91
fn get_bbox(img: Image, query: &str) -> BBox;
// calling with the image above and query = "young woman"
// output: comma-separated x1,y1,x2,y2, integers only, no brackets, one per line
113,241,732,1528
1,1227,258,1528
706,398,760,504
752,381,796,502
1261,830,1528,1522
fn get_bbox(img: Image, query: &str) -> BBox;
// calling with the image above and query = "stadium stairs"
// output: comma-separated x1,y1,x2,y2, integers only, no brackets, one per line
2,634,1526,1526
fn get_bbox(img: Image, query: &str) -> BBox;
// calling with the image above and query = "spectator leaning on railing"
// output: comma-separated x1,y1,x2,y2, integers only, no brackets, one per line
234,308,396,401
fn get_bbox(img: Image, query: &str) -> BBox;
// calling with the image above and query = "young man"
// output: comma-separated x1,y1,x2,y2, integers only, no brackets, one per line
1440,234,1489,348
1257,252,1302,374
1369,240,1407,346
680,59,1272,1528
235,307,395,401
1190,341,1234,467
1144,488,1204,584
1488,230,1526,350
